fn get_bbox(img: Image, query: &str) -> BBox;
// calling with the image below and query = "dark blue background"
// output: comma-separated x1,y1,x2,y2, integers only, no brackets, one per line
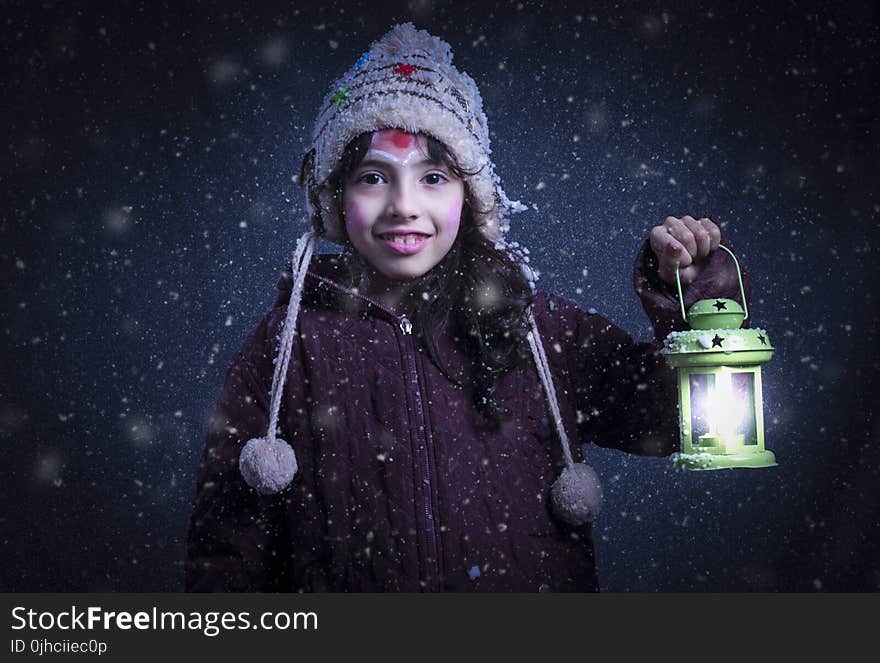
2,0,877,591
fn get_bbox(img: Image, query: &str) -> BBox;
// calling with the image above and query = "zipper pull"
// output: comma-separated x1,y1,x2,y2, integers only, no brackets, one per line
399,315,413,335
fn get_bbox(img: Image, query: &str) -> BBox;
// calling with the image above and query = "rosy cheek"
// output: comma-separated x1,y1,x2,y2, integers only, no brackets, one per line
445,198,463,233
345,201,365,232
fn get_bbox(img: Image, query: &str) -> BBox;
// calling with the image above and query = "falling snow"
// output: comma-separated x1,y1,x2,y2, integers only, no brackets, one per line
3,2,877,593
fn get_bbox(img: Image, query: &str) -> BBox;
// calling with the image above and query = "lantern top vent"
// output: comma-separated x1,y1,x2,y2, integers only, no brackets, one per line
687,298,745,330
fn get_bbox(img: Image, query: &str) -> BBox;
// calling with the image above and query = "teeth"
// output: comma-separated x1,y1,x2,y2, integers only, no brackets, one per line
386,234,425,245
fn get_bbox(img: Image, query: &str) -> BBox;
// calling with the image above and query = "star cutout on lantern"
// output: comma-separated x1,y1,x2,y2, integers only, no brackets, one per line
330,87,349,107
393,62,417,77
757,334,767,345
713,299,728,311
712,334,724,347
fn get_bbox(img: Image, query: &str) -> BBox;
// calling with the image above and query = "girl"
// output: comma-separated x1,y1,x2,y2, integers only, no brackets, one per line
185,23,749,592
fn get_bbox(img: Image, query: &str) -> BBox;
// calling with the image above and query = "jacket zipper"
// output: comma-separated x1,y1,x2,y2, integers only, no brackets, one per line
398,314,442,591
306,274,443,590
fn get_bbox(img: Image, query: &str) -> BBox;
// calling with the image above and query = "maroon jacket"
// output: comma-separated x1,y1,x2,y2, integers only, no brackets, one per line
185,236,750,592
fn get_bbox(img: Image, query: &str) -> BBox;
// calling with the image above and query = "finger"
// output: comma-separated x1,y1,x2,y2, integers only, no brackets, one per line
649,224,671,256
680,215,711,259
651,225,693,268
664,216,697,258
653,228,694,285
651,226,677,285
670,235,693,268
700,217,722,252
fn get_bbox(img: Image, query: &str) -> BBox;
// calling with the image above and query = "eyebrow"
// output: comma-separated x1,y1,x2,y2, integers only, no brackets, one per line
356,157,444,169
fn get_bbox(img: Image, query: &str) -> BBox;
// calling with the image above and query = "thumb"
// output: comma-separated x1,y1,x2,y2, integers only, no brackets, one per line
657,242,684,284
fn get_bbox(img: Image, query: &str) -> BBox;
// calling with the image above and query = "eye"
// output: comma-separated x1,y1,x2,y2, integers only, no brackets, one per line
422,172,449,185
356,172,386,185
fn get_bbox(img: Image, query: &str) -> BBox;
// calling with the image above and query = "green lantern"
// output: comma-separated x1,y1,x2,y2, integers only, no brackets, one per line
662,246,777,471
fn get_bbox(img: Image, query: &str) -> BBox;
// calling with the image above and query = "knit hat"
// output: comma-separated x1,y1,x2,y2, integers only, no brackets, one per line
304,22,526,244
239,24,602,527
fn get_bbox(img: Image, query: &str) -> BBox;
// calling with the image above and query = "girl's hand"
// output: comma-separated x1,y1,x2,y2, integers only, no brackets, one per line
649,215,722,287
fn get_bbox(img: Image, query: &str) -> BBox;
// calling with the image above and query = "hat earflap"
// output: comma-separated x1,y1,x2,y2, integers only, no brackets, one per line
239,231,316,495
526,309,603,526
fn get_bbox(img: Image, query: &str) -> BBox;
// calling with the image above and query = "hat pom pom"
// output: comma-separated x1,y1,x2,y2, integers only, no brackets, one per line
551,463,603,526
239,437,298,495
372,22,453,64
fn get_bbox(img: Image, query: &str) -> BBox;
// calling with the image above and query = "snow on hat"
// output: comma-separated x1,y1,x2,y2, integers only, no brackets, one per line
303,22,526,244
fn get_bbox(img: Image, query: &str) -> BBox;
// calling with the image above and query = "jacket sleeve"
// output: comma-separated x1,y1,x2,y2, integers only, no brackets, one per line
549,229,752,457
558,301,681,456
185,307,291,592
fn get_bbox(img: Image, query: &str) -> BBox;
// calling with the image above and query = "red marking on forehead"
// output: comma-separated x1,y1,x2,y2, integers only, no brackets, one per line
391,132,414,148
371,129,419,153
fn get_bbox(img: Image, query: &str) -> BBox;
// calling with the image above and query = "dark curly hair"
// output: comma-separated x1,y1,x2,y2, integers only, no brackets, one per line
300,133,534,429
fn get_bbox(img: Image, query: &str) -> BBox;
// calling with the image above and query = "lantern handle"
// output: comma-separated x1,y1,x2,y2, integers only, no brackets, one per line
674,244,749,323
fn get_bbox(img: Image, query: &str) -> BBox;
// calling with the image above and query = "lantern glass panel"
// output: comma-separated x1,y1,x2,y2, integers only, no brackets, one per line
731,371,757,445
688,369,758,451
688,373,714,442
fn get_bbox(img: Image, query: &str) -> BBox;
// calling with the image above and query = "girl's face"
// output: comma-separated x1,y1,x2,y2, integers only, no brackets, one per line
342,130,464,285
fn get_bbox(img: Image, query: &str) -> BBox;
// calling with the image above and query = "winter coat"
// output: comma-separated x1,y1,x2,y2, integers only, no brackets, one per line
185,235,750,592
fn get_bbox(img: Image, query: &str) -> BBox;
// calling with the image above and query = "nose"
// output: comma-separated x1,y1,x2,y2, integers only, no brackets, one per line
387,180,420,220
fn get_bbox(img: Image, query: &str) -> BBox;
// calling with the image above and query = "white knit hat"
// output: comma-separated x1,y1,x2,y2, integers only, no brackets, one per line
304,22,526,244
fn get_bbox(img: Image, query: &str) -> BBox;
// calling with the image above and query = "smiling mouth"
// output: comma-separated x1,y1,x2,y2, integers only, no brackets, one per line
377,232,432,246
376,232,432,255
378,230,431,246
